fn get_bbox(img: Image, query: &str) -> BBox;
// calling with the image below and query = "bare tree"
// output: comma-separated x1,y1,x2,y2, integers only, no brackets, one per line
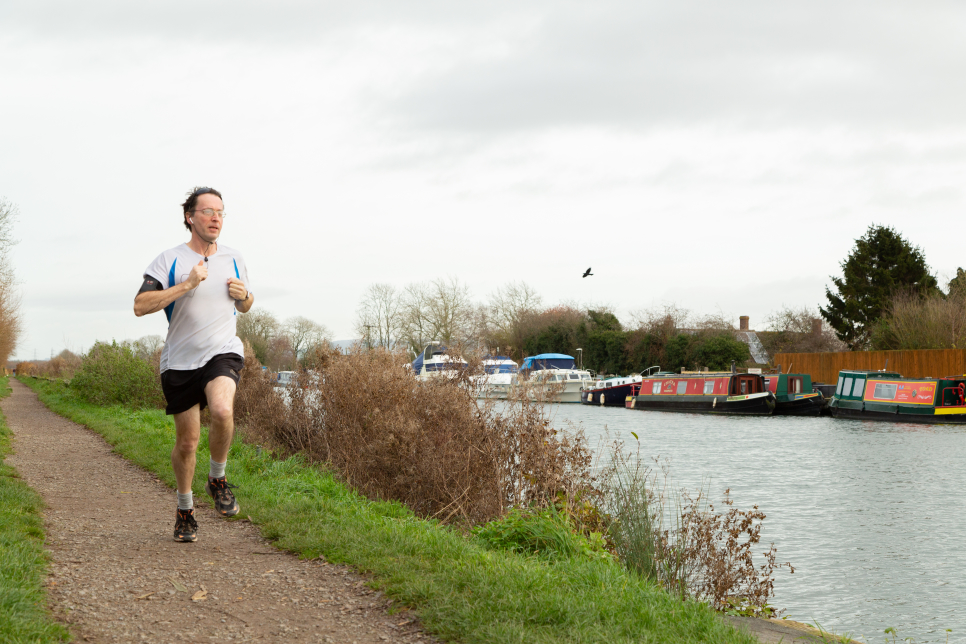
265,335,297,372
285,316,331,361
628,304,693,342
0,199,22,363
355,283,402,348
424,277,473,343
761,305,846,354
236,307,281,365
133,334,164,360
488,282,542,336
397,278,474,356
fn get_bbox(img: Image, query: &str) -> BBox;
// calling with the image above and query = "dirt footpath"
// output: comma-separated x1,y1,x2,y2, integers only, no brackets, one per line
3,380,431,643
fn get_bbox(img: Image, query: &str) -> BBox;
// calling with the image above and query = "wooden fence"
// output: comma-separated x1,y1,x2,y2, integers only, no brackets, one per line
771,349,966,385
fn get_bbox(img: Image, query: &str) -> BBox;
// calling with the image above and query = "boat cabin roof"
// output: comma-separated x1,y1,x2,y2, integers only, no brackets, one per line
837,370,903,379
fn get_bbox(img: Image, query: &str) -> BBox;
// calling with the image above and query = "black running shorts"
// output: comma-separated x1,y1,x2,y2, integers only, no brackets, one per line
160,353,245,416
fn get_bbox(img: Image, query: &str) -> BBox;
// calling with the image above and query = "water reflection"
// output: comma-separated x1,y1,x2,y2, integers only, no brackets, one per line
542,403,966,643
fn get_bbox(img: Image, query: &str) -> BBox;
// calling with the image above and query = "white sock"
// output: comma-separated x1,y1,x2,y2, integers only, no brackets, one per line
177,491,193,510
208,458,226,480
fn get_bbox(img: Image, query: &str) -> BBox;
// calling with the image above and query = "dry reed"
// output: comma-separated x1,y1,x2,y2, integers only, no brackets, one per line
235,344,594,524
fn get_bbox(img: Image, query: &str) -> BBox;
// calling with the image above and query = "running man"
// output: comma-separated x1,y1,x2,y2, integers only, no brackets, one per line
134,186,253,542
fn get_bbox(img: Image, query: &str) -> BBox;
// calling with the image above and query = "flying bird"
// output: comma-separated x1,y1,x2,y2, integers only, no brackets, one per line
582,267,593,278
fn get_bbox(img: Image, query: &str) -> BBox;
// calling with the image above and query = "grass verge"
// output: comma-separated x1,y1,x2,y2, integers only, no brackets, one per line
22,377,759,644
0,377,71,643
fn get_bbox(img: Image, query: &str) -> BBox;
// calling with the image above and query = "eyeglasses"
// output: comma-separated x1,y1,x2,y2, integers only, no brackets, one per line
192,208,227,219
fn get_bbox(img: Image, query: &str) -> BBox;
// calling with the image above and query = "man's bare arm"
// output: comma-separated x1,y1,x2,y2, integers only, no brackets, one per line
134,261,207,317
228,277,254,313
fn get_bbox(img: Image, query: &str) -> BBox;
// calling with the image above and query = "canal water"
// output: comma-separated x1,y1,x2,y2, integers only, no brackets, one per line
546,404,966,643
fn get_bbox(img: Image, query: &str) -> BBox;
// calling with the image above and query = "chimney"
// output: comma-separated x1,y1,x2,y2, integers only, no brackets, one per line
811,318,822,336
739,316,749,331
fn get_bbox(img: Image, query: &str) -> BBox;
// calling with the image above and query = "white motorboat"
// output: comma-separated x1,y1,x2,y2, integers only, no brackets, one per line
411,342,468,381
515,353,595,403
472,356,519,399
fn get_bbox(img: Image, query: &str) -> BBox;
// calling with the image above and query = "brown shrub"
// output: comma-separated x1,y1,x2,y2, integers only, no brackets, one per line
16,361,36,376
235,344,594,524
39,350,83,379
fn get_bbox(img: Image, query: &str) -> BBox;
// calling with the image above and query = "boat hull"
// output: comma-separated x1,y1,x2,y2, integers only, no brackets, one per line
581,383,636,406
829,403,966,424
627,392,775,416
774,393,826,416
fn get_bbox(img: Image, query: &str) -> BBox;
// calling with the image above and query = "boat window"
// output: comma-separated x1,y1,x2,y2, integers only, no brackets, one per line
740,380,748,395
703,380,714,394
873,383,898,400
605,382,611,388
676,381,687,395
571,374,580,380
842,377,853,397
788,377,803,394
851,378,865,397
836,376,844,395
652,382,661,394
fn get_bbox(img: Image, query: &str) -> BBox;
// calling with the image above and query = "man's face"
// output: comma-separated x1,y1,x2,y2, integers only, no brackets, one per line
189,193,225,243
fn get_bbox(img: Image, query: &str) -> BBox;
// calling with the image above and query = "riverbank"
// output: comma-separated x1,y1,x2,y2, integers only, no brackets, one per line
17,376,764,643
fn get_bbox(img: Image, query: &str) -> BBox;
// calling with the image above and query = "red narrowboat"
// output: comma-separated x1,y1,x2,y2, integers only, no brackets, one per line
626,371,776,415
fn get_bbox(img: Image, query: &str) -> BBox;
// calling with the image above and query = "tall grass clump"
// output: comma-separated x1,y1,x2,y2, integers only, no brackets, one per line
236,344,593,524
69,340,164,409
472,504,613,562
600,445,793,617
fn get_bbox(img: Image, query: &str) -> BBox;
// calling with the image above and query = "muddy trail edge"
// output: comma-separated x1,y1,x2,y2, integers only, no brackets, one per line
3,379,431,643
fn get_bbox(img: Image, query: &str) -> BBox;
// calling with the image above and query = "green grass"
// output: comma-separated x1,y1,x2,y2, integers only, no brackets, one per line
0,377,71,643
22,377,759,644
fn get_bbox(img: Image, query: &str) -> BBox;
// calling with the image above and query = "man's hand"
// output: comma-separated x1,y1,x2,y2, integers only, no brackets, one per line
187,260,207,289
228,277,247,301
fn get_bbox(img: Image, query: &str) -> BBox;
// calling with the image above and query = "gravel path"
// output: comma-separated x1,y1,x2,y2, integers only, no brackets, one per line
3,379,432,643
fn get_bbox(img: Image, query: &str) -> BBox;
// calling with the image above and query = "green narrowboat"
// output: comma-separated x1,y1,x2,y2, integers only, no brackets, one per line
828,369,966,424
763,373,826,416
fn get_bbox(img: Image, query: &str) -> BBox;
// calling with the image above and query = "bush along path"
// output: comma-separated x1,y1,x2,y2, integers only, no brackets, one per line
5,378,431,643
14,376,808,644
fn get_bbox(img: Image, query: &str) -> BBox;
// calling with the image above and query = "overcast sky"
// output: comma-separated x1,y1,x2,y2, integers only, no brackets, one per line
3,1,966,360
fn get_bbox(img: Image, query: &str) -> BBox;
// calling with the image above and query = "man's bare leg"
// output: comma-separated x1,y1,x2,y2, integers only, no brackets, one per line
204,376,240,517
172,405,202,494
205,376,237,463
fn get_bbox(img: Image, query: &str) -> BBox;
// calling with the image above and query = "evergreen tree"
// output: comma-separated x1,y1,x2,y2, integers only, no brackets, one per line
820,225,938,350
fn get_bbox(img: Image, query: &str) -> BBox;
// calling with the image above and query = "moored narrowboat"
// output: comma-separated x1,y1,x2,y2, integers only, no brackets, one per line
828,370,966,423
581,374,643,406
763,373,826,416
626,371,776,415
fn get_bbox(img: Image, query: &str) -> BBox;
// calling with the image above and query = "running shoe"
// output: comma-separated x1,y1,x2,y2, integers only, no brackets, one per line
205,476,240,517
174,508,198,542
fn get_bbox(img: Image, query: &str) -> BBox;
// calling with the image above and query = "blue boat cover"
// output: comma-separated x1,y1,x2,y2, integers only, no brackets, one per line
482,356,519,374
520,353,575,371
412,344,447,373
411,344,468,372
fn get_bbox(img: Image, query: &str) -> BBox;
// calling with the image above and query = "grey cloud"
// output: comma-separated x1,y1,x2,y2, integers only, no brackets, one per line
386,1,966,132
0,0,518,45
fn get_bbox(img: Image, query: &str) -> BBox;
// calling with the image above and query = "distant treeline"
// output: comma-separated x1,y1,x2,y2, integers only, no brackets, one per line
354,280,845,375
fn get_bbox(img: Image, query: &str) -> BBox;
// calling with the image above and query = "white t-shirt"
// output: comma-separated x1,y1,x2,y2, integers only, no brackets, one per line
144,243,251,372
